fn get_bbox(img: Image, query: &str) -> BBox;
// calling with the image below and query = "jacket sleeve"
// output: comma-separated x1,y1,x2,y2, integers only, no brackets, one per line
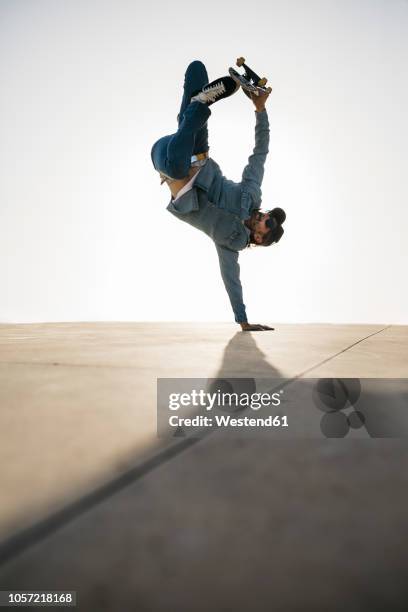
241,109,270,205
215,244,248,324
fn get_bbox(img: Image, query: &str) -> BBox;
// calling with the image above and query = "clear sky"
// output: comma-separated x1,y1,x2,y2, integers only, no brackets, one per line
1,0,407,323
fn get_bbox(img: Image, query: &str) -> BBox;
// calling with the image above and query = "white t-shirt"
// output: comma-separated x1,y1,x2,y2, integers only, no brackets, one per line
172,167,202,202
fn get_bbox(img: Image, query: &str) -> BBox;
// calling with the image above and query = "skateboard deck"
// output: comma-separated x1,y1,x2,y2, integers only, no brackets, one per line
229,56,272,98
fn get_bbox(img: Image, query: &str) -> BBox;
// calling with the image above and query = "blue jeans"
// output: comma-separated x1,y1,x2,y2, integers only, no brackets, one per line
151,60,211,180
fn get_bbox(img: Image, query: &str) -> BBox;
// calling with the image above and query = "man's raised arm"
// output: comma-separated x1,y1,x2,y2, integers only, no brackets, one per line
241,91,271,205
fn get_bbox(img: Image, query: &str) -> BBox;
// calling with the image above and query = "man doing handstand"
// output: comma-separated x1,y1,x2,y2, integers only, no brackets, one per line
151,60,286,331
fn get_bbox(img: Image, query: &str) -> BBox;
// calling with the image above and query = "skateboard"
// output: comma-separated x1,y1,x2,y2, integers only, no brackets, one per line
229,57,272,98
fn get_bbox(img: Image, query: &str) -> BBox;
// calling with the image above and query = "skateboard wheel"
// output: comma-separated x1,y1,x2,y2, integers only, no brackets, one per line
236,57,245,67
266,86,272,94
258,77,267,86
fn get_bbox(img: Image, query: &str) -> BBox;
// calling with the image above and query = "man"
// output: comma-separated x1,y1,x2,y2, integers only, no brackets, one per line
151,60,286,331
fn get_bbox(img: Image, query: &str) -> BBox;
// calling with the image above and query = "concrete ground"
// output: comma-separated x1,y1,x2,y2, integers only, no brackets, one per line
0,322,407,611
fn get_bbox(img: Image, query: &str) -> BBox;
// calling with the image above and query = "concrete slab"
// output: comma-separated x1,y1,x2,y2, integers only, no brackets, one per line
0,323,387,540
0,363,161,541
309,325,408,377
0,437,407,612
0,323,407,611
0,322,388,375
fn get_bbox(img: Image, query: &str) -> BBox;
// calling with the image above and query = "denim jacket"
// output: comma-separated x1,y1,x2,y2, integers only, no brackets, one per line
166,109,270,323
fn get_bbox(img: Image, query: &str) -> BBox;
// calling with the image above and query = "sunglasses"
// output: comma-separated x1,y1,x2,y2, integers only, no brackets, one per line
254,211,278,231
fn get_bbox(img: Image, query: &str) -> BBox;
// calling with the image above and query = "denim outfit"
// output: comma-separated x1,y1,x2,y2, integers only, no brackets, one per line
151,61,270,323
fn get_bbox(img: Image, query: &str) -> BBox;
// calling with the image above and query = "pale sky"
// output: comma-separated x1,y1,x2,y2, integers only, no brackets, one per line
1,0,407,324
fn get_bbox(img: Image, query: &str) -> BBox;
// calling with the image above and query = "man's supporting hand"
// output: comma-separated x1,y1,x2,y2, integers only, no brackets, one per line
250,90,271,113
240,322,275,331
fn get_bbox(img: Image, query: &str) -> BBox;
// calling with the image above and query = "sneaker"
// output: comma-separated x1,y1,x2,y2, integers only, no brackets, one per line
191,76,239,106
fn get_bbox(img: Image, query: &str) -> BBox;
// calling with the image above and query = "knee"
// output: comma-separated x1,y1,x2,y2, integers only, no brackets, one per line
187,60,205,70
185,60,207,78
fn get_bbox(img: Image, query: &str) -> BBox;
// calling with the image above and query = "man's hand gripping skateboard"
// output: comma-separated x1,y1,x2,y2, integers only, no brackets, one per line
229,56,272,112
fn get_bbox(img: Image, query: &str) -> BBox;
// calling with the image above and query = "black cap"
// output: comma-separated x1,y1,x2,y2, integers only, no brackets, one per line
262,208,286,246
267,207,286,225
